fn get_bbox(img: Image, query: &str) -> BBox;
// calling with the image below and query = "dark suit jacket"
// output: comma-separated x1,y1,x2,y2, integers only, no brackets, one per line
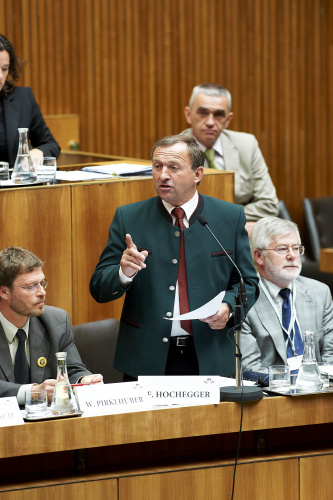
90,194,259,378
2,87,60,167
0,305,91,398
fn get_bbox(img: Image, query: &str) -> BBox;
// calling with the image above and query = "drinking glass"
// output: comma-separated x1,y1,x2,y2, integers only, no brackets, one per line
0,162,9,181
317,361,333,389
35,156,57,184
269,365,291,393
25,388,48,417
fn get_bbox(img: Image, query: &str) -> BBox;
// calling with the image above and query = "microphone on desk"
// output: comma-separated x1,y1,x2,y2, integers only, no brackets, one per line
197,214,248,315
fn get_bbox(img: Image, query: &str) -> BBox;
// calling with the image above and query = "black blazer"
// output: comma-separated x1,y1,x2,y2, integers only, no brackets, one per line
2,86,60,167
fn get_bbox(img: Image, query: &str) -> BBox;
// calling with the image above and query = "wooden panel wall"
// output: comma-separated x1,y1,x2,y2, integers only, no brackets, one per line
0,0,332,235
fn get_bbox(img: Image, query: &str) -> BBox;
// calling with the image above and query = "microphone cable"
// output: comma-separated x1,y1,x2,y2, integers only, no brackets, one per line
197,213,259,500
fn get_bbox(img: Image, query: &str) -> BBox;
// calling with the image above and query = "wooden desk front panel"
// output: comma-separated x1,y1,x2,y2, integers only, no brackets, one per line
300,454,333,500
71,170,234,324
0,478,117,500
0,395,332,460
0,396,332,499
0,185,72,317
119,459,299,500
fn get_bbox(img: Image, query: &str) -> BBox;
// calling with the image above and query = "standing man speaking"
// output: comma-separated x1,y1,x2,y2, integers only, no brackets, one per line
90,135,259,380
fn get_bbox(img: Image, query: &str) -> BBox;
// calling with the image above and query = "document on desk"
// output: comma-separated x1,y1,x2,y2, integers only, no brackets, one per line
164,291,225,321
56,170,114,181
82,163,153,176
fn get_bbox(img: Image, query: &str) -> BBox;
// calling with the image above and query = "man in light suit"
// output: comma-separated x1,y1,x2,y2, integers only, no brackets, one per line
241,217,333,373
90,135,259,380
181,84,278,235
0,246,103,404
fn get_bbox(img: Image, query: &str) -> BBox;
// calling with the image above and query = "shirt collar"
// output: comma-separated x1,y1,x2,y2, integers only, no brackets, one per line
0,310,29,343
162,191,199,222
196,137,224,158
259,275,292,302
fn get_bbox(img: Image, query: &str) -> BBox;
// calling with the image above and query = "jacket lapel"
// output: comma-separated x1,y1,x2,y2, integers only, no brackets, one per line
221,131,240,173
254,291,288,363
0,324,15,382
3,92,21,164
295,279,316,333
220,132,242,197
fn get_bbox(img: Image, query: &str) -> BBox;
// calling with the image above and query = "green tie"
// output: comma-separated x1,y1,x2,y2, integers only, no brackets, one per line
204,148,220,169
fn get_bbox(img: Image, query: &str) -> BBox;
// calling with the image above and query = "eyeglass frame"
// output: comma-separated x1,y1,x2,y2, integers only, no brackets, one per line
11,279,48,292
259,246,305,256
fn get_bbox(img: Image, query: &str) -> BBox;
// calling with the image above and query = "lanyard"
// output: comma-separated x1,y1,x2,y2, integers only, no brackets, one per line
259,277,302,355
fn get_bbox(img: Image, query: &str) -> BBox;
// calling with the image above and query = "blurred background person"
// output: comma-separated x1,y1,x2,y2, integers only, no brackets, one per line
0,34,60,168
181,83,278,236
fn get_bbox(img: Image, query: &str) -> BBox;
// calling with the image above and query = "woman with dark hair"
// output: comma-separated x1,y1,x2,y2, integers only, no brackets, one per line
0,34,60,167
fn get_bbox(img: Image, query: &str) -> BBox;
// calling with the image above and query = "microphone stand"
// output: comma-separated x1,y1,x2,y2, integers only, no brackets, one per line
220,289,263,402
197,215,263,401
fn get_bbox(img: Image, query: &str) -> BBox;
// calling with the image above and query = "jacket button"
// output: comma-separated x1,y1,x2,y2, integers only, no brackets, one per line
172,259,178,264
169,285,175,291
162,337,169,343
174,231,180,237
165,312,172,317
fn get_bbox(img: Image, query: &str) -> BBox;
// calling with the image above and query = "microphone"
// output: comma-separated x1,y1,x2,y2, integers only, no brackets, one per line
197,214,248,315
198,215,263,402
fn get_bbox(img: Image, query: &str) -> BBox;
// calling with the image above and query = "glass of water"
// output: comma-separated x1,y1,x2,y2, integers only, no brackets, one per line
35,156,57,184
317,361,333,389
0,162,9,181
269,365,291,393
25,388,48,417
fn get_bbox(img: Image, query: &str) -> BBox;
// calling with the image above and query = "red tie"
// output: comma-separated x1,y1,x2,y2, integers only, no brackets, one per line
172,207,192,335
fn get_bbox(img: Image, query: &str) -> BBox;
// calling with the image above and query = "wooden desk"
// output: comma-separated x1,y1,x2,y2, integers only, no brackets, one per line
320,248,333,273
0,166,234,324
0,394,332,499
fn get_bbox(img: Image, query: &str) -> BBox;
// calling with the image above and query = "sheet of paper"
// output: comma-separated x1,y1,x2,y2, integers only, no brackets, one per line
82,163,152,176
164,291,225,321
56,170,115,181
0,397,25,426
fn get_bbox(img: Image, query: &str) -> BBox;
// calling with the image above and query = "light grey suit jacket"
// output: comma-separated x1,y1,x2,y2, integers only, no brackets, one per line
181,128,278,222
241,276,333,373
0,305,91,398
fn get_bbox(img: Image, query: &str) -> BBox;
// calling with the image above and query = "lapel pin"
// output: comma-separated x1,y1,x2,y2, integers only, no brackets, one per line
37,357,47,368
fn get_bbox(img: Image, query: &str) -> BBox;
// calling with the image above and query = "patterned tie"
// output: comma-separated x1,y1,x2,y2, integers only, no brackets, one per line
14,329,30,384
172,207,192,335
205,148,220,170
279,288,304,361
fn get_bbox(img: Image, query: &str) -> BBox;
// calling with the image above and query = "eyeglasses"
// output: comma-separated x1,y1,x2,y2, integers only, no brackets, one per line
260,246,305,255
12,279,48,292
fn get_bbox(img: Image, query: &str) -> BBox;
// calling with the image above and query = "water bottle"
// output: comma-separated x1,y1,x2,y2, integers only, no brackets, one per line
11,128,37,184
296,331,323,392
50,352,78,414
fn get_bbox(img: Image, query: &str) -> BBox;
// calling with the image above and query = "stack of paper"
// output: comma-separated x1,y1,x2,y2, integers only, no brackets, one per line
82,163,152,177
